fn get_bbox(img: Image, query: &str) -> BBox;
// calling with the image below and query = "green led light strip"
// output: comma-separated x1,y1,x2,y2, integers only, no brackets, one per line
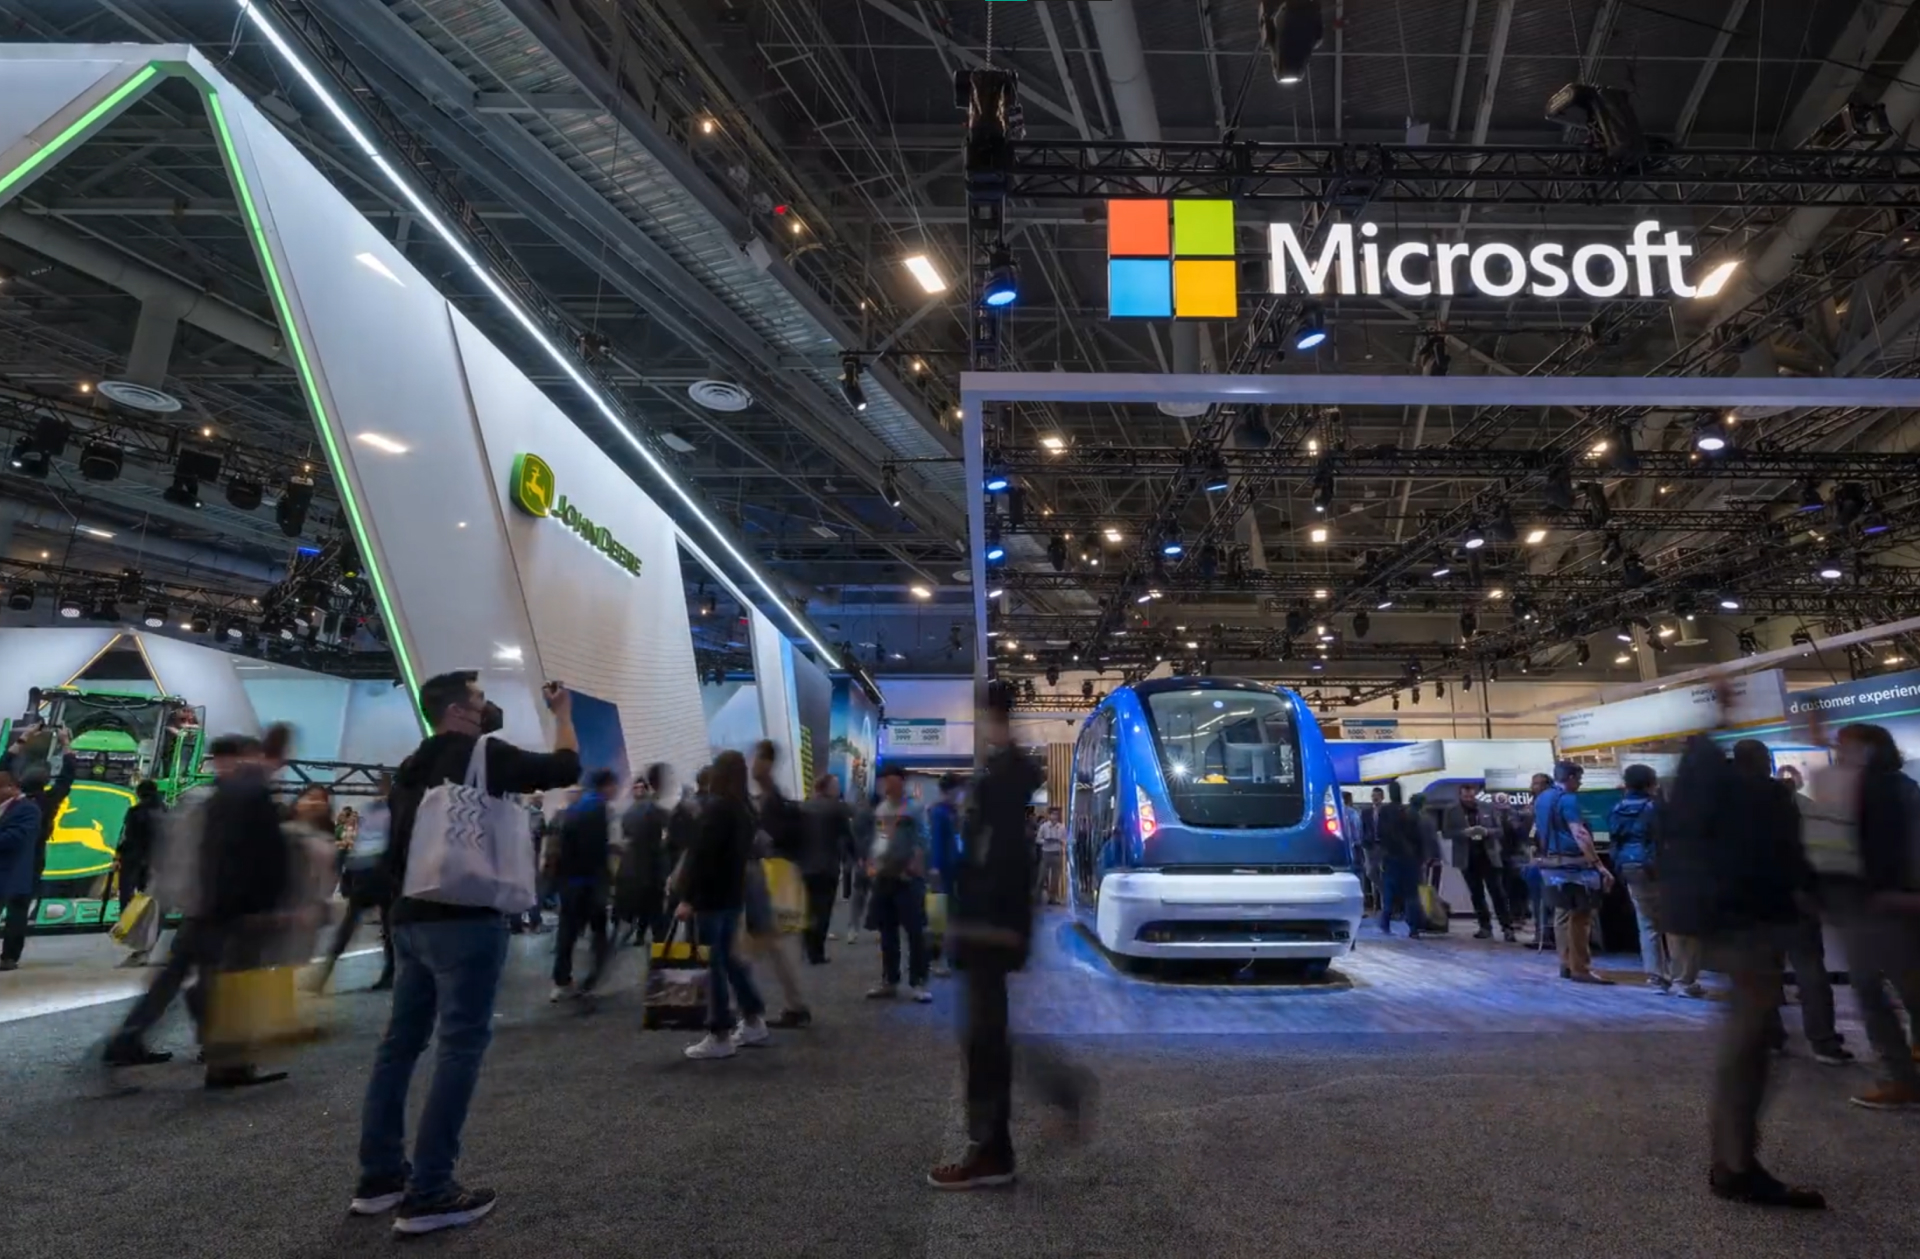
204,88,425,727
0,63,160,204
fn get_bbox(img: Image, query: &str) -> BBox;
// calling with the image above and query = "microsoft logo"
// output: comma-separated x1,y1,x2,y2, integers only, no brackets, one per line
1107,199,1238,319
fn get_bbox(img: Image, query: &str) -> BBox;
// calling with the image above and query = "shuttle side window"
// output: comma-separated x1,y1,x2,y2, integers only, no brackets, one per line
1090,710,1117,844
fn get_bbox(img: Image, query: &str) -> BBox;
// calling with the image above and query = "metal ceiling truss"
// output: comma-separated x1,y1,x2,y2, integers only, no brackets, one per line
999,139,1920,210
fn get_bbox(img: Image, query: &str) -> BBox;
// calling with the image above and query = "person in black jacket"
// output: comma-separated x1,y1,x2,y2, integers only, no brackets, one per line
798,773,853,964
112,781,164,964
929,684,1091,1191
1374,780,1426,939
1663,718,1825,1210
1822,723,1920,1111
0,733,74,970
676,750,767,1060
549,768,616,1000
197,724,296,1091
615,764,672,947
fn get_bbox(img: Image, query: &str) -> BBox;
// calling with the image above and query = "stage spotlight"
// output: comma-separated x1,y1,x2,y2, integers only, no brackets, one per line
1575,640,1591,665
1582,481,1612,527
985,522,1006,564
1418,335,1450,377
1817,556,1845,581
1605,423,1639,473
1716,590,1742,611
1459,610,1478,637
1203,458,1231,494
1047,534,1068,572
1490,502,1517,544
1462,520,1487,550
1259,0,1325,85
1796,479,1826,514
1311,464,1335,515
1294,306,1328,350
276,475,314,537
1160,526,1185,558
981,244,1020,308
6,583,34,612
1622,552,1651,587
57,592,83,619
1236,407,1273,450
162,473,202,509
1693,414,1729,452
840,354,867,412
1543,461,1576,511
78,441,123,482
1352,610,1370,639
226,478,264,511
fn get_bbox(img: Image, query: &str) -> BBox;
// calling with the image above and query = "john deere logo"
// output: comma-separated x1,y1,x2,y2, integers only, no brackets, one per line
44,781,136,881
510,452,556,518
507,452,642,577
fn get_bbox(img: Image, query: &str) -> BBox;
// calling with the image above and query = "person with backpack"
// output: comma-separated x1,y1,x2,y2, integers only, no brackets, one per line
1534,761,1613,984
1610,764,1670,989
798,773,853,964
1812,722,1920,1111
352,672,579,1236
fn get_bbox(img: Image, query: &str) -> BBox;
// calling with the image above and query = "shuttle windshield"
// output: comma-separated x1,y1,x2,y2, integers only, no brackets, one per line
1144,689,1304,829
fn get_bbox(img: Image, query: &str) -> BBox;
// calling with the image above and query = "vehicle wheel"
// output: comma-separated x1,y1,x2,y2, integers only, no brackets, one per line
1114,952,1154,976
1301,958,1331,982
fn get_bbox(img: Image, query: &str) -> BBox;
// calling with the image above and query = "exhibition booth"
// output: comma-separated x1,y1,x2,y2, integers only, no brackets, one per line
2,45,830,924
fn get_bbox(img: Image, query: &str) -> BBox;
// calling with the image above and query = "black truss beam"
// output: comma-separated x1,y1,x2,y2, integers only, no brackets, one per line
1006,508,1770,536
1000,446,1920,482
1003,141,1920,210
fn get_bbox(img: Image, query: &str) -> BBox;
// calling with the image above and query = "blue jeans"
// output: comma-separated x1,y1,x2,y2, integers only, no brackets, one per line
1377,857,1419,934
698,910,764,1034
358,915,509,1201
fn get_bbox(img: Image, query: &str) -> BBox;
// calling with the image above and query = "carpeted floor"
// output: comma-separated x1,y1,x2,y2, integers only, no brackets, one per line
1,912,1914,1257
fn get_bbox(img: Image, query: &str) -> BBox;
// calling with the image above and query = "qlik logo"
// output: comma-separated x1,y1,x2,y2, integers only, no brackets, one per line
1106,199,1238,319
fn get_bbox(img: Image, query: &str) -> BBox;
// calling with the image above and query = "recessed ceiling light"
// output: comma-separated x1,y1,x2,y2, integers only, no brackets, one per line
1310,527,1328,543
1525,528,1548,544
1487,588,1505,599
78,525,114,539
1313,588,1329,599
910,584,932,599
1041,435,1066,452
659,430,698,452
356,432,409,454
1104,529,1123,543
809,524,838,539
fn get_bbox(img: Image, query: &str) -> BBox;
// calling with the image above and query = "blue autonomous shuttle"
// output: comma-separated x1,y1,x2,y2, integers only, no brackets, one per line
1067,677,1364,970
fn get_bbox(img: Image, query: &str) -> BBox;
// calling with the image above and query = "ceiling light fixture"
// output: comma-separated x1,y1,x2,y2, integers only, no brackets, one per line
355,431,409,454
839,354,867,412
902,253,947,294
981,243,1020,308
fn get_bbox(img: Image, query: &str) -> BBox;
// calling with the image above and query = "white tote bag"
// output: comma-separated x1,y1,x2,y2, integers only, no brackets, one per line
401,734,537,913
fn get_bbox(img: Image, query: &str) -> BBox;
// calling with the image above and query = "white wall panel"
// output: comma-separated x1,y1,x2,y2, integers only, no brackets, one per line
341,680,423,769
0,57,138,183
749,608,802,796
0,628,123,719
215,91,544,746
133,633,259,737
239,675,349,760
450,312,709,788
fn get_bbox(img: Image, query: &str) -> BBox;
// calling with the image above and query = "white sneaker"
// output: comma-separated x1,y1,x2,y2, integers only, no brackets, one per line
684,1033,736,1060
548,984,577,1003
844,931,859,944
910,986,934,1004
732,1016,770,1046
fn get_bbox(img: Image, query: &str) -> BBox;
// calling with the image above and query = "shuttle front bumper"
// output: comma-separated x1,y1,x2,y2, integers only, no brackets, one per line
1095,870,1365,960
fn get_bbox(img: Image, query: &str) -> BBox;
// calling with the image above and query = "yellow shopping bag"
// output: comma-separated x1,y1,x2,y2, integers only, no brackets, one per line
108,892,154,946
204,967,313,1057
761,857,807,934
925,891,948,938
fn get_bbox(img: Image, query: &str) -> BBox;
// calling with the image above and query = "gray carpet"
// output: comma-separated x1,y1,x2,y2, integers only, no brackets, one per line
2,916,1915,1257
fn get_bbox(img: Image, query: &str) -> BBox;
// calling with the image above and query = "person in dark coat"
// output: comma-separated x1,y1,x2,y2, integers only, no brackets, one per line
116,781,163,913
0,773,44,970
615,764,672,947
675,750,766,1060
1,733,75,969
929,684,1091,1191
1663,720,1825,1211
798,773,853,964
1374,780,1425,939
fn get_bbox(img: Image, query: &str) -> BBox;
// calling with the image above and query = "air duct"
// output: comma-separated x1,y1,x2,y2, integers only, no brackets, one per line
0,208,288,365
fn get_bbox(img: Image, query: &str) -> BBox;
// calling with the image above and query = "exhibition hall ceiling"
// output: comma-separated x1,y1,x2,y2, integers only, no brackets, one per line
2,0,1919,681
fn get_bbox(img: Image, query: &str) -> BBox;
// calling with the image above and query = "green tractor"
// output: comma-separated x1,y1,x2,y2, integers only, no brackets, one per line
1,687,210,930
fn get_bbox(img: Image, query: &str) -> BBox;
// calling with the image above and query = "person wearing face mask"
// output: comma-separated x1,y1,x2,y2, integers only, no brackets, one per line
353,673,579,1237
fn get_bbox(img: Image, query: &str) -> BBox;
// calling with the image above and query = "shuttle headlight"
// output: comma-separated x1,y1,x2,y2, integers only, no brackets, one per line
1136,784,1159,841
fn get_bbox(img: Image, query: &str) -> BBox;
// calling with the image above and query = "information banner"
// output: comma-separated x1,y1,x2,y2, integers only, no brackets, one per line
883,718,947,749
1357,739,1444,781
1557,671,1787,753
